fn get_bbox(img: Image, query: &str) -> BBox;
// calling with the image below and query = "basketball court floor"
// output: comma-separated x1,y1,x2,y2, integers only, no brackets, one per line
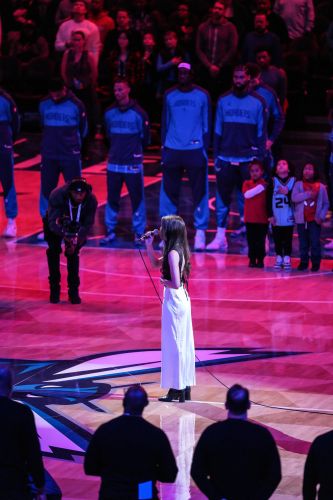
1,134,333,499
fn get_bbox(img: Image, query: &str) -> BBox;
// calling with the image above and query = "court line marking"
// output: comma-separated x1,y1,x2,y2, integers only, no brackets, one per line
0,284,333,304
78,265,332,282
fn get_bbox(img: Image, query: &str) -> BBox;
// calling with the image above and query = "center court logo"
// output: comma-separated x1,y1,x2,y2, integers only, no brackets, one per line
0,347,304,461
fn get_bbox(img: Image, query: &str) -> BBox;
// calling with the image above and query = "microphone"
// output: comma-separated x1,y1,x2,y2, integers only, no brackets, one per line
139,229,159,241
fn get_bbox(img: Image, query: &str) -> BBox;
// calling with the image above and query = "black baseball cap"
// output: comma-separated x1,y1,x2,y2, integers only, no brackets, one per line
69,178,89,193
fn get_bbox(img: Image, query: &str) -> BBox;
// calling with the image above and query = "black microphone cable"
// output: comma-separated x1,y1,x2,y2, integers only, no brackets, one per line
138,246,333,417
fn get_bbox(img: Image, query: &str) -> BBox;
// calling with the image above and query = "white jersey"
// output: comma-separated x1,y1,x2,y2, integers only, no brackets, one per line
272,176,295,226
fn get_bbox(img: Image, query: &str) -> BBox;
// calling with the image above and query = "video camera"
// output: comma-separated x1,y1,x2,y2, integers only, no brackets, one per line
57,216,81,238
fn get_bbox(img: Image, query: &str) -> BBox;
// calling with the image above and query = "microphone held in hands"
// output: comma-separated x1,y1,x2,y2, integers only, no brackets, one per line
139,229,160,241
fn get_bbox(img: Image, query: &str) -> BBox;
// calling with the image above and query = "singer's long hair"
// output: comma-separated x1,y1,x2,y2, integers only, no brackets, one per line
161,215,191,282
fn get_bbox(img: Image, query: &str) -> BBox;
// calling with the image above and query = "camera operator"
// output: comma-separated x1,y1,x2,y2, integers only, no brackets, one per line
44,177,97,304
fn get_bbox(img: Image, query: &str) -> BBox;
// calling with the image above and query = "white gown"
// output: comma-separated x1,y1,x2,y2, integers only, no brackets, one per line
161,284,196,390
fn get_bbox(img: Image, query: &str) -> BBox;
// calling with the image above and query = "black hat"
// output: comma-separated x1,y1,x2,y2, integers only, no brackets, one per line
68,177,90,193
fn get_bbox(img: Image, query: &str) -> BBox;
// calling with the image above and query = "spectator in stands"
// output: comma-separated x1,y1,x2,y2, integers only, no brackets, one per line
0,87,19,238
131,0,163,36
39,78,88,222
256,47,287,106
137,31,158,120
242,12,283,67
169,2,198,56
256,0,289,44
101,30,142,90
61,30,97,135
7,20,50,92
29,0,58,44
84,384,178,499
207,65,267,251
196,1,238,99
156,30,189,97
159,63,211,251
101,78,149,246
0,367,62,499
55,0,76,27
274,0,315,46
102,8,142,58
303,429,333,499
222,0,253,43
88,0,114,46
55,1,101,62
191,384,281,500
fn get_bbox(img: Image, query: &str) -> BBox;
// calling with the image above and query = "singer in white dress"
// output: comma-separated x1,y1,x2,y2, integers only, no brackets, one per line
145,215,196,403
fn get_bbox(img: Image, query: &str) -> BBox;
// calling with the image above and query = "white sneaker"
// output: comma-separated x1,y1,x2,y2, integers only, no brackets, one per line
37,231,45,241
194,229,206,250
274,255,283,269
3,218,17,238
283,255,292,271
206,227,228,251
324,239,333,250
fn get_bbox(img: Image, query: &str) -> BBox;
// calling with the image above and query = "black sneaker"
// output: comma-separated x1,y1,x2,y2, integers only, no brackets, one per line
256,260,264,268
68,290,81,304
311,264,320,272
49,287,60,304
297,262,308,271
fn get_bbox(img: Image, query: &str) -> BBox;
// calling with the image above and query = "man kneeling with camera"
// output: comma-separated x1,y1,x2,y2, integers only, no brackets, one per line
44,178,97,304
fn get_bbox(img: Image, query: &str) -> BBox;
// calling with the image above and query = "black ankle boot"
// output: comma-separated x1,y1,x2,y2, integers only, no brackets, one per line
158,389,177,402
178,389,185,403
185,386,191,401
50,286,60,304
68,289,81,304
159,389,185,402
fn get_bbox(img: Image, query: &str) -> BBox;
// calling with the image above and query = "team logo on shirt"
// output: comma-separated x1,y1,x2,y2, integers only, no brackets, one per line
0,347,305,461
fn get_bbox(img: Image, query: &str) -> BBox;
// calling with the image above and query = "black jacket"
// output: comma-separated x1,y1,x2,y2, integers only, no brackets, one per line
303,430,333,500
47,182,98,244
0,396,44,496
191,418,281,500
84,414,178,499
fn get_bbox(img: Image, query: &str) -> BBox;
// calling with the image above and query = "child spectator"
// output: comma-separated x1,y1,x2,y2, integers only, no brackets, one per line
243,160,269,268
156,30,188,97
292,162,329,271
267,159,296,270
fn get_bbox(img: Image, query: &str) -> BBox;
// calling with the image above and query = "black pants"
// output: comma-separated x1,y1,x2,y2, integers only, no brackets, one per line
246,223,268,262
272,225,294,257
43,218,85,291
297,221,321,266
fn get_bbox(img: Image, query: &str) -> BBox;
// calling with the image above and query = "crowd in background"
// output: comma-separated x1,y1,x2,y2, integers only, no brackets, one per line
0,0,332,129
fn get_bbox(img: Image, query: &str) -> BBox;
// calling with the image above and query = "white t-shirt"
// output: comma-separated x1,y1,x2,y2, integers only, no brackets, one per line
55,19,101,61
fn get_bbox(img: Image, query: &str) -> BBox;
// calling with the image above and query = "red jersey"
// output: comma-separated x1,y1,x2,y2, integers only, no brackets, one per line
242,179,268,224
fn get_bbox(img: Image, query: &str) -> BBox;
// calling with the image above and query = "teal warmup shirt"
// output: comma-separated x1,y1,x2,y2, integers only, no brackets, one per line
272,176,295,226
